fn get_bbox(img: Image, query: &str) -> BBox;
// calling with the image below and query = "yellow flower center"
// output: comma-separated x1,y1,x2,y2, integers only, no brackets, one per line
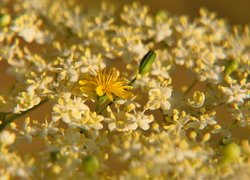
96,85,105,97
79,68,134,101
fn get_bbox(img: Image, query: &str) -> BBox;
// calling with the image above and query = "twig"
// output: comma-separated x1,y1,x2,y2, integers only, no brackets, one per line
0,99,48,131
206,102,225,113
184,79,198,95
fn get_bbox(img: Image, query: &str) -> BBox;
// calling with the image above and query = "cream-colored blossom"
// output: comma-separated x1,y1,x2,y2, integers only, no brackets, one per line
52,93,89,123
145,87,172,111
11,13,51,44
105,107,153,131
188,91,205,108
219,83,250,104
13,90,41,113
0,1,250,179
0,130,15,146
188,112,217,130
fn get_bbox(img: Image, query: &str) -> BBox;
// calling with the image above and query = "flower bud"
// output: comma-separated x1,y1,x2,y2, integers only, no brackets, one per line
222,142,241,163
0,13,11,27
98,94,108,104
0,130,15,146
50,150,61,161
139,50,156,75
83,155,99,176
225,60,238,76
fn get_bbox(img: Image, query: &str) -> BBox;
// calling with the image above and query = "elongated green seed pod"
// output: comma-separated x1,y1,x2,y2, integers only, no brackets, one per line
139,50,156,75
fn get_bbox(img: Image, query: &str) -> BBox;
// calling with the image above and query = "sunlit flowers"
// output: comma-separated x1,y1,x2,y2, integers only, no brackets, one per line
0,1,250,179
79,68,134,101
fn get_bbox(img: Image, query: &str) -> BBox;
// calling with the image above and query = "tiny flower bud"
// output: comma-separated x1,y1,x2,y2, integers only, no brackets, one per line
222,142,241,163
225,60,238,76
98,94,108,104
188,131,197,140
83,155,99,176
139,50,156,75
0,13,11,27
50,150,61,161
188,91,205,108
201,132,211,142
51,165,61,174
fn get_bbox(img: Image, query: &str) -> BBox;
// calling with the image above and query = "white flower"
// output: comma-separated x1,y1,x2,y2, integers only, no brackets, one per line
0,130,15,146
105,107,153,131
146,87,172,111
188,91,205,108
132,112,154,130
52,93,89,123
220,83,250,104
188,113,217,130
105,109,137,132
52,93,104,130
13,90,41,113
11,13,51,44
151,50,172,79
76,111,104,130
154,12,172,42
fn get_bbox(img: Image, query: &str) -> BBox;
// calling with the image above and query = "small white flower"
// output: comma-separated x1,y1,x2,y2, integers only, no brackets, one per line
146,87,172,111
220,83,250,104
133,112,154,130
52,93,89,123
188,91,205,108
0,130,15,146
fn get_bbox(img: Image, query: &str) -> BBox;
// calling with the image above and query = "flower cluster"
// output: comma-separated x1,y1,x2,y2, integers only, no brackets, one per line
0,0,249,179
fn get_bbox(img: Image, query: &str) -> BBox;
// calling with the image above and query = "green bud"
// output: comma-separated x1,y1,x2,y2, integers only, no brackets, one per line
222,142,241,163
156,11,168,19
83,155,99,176
0,13,11,27
139,50,156,75
225,60,238,76
98,94,108,104
50,150,61,161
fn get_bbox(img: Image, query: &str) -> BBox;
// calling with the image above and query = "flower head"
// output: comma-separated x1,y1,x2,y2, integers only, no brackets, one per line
79,68,133,101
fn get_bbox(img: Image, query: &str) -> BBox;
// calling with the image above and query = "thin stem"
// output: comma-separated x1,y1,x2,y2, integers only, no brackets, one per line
159,108,166,122
184,79,198,95
97,101,113,114
206,102,224,113
129,76,137,86
95,100,100,112
0,99,48,131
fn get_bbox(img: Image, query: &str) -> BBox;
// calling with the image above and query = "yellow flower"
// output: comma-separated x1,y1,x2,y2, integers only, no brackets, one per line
79,68,133,101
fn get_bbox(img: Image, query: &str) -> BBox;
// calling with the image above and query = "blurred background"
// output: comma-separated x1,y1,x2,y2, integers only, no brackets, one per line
1,0,250,81
88,0,250,24
0,0,249,153
1,0,249,88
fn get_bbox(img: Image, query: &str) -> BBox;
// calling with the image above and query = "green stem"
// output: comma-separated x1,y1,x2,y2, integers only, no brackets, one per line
184,79,198,95
97,101,112,114
0,99,48,131
129,76,137,86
